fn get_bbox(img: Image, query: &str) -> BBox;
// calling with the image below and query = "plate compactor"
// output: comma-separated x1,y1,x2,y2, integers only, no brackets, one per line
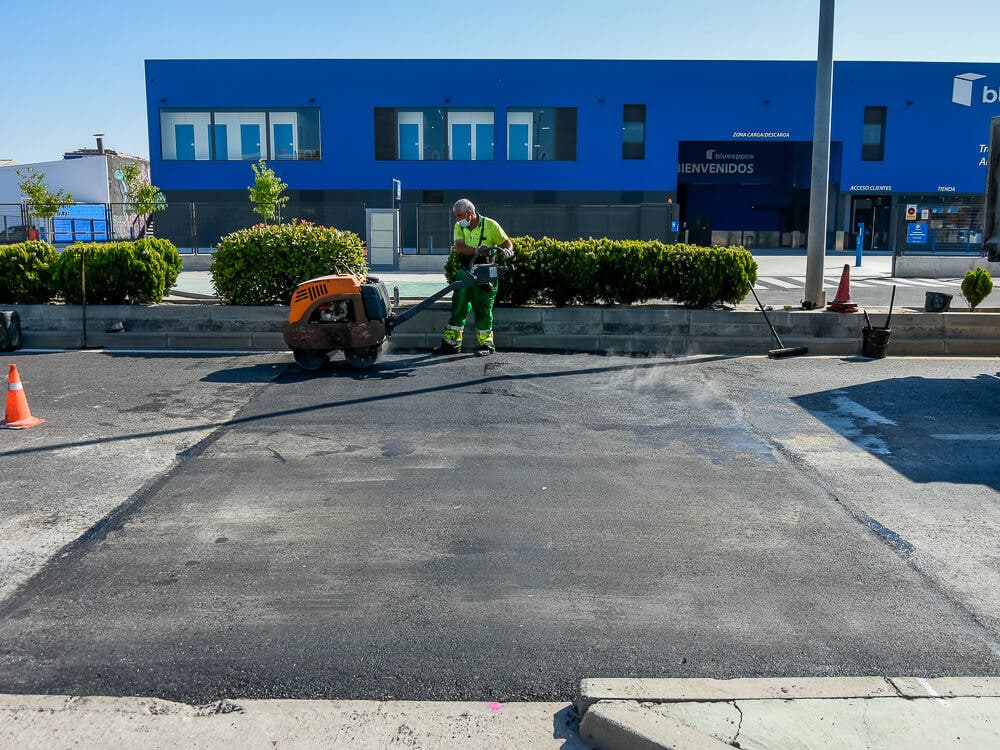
282,248,506,371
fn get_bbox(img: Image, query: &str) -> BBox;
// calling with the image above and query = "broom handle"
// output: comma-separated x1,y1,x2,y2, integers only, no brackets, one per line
885,285,896,329
749,286,785,348
863,310,873,330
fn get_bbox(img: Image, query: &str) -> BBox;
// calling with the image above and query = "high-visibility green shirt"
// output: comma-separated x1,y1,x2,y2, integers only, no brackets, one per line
453,216,509,250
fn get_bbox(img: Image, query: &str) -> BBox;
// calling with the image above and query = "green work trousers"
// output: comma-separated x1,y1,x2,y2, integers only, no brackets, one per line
443,268,499,345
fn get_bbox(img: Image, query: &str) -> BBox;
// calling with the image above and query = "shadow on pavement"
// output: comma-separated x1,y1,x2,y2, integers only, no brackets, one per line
552,705,588,749
0,355,735,459
792,372,1000,491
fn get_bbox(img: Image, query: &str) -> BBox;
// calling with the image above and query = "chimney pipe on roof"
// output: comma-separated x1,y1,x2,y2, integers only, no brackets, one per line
94,133,105,155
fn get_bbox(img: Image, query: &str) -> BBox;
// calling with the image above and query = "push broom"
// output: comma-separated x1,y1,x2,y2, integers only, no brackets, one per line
749,287,809,359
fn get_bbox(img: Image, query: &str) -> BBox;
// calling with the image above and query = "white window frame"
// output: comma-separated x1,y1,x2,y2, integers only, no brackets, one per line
160,111,212,161
268,111,299,160
506,111,534,161
213,111,267,161
397,111,423,160
447,111,494,161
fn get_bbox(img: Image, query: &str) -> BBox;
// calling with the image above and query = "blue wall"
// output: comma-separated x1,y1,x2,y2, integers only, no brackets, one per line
145,59,1000,195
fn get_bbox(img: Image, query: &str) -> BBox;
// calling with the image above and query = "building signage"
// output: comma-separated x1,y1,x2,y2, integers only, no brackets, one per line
922,209,930,219
952,72,1000,108
678,149,756,176
907,222,929,244
906,204,918,220
731,131,791,139
676,141,821,186
850,185,893,192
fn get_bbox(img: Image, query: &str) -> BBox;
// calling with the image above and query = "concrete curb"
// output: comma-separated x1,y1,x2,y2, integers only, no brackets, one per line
577,677,1000,750
580,701,732,750
577,676,1000,715
3,303,999,357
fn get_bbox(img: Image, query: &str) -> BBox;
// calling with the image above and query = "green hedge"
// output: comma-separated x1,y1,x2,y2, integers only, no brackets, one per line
445,237,757,308
0,241,59,304
52,238,182,304
211,220,368,305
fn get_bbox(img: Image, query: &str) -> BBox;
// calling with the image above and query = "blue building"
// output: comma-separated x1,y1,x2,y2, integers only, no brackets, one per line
145,59,999,261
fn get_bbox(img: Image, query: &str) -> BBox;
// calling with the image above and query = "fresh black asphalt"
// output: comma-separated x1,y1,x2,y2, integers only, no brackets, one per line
1,352,999,703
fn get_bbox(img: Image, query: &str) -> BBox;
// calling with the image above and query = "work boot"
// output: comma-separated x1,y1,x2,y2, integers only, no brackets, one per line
431,341,462,356
474,329,495,356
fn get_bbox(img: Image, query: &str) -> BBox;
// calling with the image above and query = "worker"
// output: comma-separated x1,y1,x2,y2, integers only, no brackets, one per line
432,199,514,357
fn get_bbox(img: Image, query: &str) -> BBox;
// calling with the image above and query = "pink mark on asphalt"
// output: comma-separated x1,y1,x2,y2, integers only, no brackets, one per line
488,701,503,712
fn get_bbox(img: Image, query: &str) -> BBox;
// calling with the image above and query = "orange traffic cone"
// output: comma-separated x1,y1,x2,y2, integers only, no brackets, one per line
2,364,45,429
827,264,858,313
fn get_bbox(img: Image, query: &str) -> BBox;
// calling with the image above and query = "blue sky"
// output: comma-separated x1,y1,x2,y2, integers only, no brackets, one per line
2,0,997,163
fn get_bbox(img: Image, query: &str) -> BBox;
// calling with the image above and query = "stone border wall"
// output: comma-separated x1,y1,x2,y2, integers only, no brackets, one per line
4,304,999,357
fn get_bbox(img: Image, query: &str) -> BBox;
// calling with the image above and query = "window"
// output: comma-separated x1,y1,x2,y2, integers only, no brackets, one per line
506,108,577,161
862,106,887,161
159,108,321,161
622,104,646,160
160,110,211,160
374,108,494,160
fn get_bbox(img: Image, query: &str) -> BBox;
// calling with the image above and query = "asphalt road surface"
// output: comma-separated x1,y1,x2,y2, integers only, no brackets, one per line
1,351,999,703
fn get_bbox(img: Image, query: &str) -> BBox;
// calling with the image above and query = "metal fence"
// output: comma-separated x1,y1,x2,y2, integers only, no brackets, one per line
145,202,368,254
0,204,27,243
0,200,370,253
0,203,115,245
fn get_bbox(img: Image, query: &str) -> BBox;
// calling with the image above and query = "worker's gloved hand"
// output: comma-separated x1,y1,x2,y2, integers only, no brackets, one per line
498,246,515,261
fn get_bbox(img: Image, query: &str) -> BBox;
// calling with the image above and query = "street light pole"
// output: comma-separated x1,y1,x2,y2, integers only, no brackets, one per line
803,0,835,309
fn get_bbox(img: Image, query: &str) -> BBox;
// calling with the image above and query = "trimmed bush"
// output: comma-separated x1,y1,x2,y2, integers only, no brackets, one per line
52,238,181,304
961,266,993,310
446,237,756,308
0,240,59,303
145,237,183,292
212,220,367,305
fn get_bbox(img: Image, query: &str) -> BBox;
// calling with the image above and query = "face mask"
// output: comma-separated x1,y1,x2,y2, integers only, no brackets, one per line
457,218,471,228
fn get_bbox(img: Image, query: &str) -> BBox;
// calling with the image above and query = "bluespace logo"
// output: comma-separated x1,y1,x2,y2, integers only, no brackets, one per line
952,72,999,106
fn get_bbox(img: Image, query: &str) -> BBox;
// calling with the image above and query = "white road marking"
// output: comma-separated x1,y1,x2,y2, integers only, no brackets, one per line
758,276,800,289
825,276,875,288
832,396,897,426
889,277,949,287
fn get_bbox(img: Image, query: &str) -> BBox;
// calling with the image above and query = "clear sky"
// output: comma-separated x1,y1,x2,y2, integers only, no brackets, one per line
2,0,997,163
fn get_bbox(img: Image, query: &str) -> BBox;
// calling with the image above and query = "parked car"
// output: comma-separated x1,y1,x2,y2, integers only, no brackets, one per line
0,225,31,244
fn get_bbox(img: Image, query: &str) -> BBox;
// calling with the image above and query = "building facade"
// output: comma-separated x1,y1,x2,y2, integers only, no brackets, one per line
0,150,150,243
145,59,1000,258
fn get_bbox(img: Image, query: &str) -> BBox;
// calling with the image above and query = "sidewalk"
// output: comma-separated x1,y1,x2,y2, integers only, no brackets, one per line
3,677,998,749
0,695,584,750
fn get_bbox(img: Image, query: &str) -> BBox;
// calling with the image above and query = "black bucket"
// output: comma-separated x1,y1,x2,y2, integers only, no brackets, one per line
862,327,891,359
0,310,22,352
924,291,953,312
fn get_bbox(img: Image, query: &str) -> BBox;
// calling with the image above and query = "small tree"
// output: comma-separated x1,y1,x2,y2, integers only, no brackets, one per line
961,266,993,310
118,161,167,238
17,167,73,233
248,159,288,224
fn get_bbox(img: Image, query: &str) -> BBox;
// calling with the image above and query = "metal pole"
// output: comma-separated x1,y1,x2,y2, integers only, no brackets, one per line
80,246,88,348
803,0,835,309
